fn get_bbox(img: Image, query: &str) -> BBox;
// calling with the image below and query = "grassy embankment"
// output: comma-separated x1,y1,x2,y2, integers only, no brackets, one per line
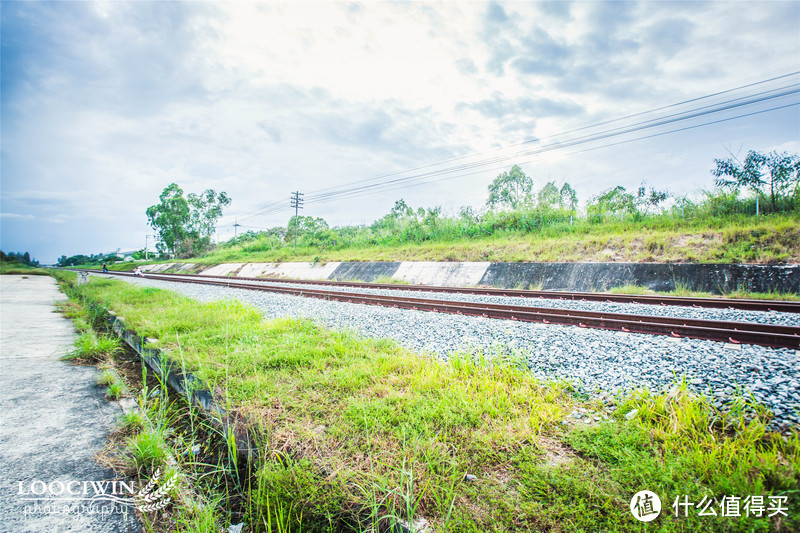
608,284,800,301
198,213,800,265
54,272,799,532
0,262,52,275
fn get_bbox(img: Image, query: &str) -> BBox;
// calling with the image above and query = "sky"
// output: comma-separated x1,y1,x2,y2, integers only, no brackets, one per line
1,0,799,264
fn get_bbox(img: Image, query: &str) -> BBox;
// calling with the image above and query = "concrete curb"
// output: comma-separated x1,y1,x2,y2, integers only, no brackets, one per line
104,311,256,462
104,312,432,532
95,300,433,531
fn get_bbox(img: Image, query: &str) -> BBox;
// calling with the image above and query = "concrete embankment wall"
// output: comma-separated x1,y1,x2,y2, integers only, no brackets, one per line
142,261,800,294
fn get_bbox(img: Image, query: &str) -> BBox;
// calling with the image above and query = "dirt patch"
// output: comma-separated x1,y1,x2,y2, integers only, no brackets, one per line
538,437,577,467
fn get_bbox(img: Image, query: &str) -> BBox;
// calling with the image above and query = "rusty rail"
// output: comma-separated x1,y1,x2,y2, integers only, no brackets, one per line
86,270,800,349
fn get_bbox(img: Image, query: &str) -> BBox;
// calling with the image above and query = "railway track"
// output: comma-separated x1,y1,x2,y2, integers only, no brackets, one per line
85,269,800,349
113,270,799,313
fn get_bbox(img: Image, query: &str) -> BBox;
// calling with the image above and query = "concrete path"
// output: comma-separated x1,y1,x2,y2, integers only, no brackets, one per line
0,275,139,532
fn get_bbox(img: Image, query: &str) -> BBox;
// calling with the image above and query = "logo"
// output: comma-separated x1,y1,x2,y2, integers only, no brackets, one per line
18,469,173,514
630,490,661,522
134,468,174,512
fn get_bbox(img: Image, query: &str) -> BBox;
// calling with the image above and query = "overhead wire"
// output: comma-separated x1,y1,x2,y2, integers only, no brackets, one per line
303,84,800,203
304,101,799,206
229,71,800,227
305,70,800,196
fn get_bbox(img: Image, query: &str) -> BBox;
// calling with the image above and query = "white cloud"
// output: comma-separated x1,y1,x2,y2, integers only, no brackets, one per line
1,1,798,262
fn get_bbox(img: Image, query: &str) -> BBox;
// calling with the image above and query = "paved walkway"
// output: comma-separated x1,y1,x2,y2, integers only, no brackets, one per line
0,275,139,532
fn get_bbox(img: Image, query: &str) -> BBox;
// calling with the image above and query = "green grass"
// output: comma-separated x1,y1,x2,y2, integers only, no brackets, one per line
187,212,799,265
106,379,127,400
61,331,121,362
608,284,655,296
120,411,147,433
59,275,800,532
97,367,117,386
0,262,52,275
129,427,170,473
372,276,412,285
609,283,800,301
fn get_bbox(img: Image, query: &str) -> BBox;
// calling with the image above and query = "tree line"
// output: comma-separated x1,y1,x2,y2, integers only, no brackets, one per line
0,250,40,267
225,148,798,254
54,148,800,262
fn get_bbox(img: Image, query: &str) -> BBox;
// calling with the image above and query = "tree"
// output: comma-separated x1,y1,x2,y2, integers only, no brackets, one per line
711,150,800,210
536,181,561,211
560,183,578,212
587,186,636,219
486,165,533,210
636,183,670,214
285,216,329,243
145,184,189,256
2,251,39,266
188,189,231,237
389,199,414,219
146,183,231,257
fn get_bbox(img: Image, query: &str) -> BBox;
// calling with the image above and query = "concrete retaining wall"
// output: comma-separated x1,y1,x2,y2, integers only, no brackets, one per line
479,262,800,293
142,261,800,294
240,262,342,279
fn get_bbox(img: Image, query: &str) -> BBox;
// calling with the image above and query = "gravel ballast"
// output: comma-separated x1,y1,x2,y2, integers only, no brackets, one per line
117,275,800,430
220,277,800,327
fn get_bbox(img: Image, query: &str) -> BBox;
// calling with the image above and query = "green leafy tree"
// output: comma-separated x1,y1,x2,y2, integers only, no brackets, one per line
458,205,479,223
711,150,800,210
146,183,231,257
389,199,414,219
636,183,670,214
2,251,39,266
56,253,105,267
146,183,190,256
560,183,578,212
537,181,561,211
486,165,533,210
131,249,148,260
188,189,232,237
587,186,637,219
286,216,330,244
373,199,416,232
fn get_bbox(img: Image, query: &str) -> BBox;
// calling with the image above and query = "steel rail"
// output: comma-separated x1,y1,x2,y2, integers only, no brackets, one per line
116,270,799,313
88,270,800,349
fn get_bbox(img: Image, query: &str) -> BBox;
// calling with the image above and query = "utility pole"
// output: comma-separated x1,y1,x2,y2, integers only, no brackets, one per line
233,217,241,239
145,234,156,260
290,191,304,250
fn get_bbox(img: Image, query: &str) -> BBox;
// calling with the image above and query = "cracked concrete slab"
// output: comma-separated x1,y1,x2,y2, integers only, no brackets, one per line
0,275,139,532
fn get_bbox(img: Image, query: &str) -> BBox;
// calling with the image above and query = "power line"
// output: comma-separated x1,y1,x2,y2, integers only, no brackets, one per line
304,71,800,197
304,101,799,206
303,85,799,203
228,71,799,225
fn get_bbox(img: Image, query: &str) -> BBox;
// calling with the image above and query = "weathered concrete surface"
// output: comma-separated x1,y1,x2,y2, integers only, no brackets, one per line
0,275,139,532
393,261,491,286
142,262,177,273
200,262,244,276
330,261,401,281
239,261,342,279
479,262,800,293
140,261,800,294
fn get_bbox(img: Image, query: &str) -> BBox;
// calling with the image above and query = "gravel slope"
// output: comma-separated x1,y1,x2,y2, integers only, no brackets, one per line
119,275,800,430
157,275,799,327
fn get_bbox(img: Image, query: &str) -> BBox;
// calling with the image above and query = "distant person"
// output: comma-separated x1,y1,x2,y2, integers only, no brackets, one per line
102,262,108,273
133,266,142,276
